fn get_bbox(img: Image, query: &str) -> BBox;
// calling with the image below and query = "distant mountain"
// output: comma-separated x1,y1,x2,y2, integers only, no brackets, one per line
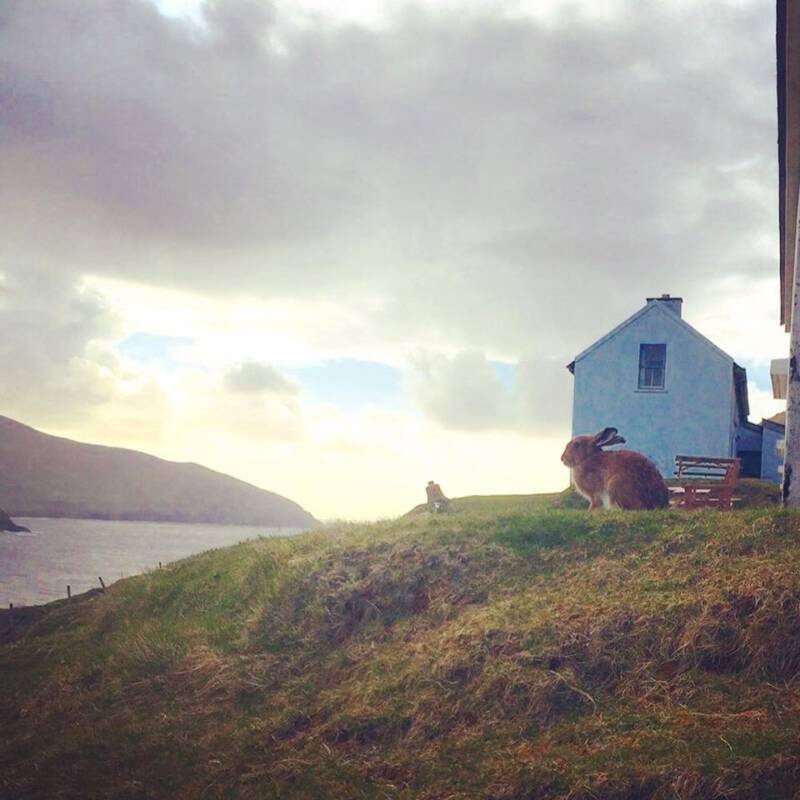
0,416,318,528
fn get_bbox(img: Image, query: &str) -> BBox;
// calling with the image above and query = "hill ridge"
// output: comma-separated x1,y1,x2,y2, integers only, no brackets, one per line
0,415,317,527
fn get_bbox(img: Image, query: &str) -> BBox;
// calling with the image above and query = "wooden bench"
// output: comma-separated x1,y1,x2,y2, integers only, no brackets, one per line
669,455,740,511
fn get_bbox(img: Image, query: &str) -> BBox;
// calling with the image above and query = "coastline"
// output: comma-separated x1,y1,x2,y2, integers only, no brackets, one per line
0,517,302,609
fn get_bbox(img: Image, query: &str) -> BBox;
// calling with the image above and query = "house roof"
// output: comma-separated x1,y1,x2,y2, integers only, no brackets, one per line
767,410,787,428
777,0,800,329
771,357,789,399
740,419,763,433
566,299,750,419
733,364,750,420
567,299,735,368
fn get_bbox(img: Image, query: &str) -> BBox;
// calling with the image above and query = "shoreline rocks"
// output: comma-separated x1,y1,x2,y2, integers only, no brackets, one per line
0,508,30,533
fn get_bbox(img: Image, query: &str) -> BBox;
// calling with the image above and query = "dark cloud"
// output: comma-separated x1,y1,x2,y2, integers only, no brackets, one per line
0,0,778,361
224,361,298,394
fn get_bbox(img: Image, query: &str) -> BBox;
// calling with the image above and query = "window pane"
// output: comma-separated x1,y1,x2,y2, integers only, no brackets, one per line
638,344,666,388
641,344,666,368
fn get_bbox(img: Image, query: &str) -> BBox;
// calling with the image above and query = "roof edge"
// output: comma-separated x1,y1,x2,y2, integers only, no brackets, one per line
733,363,750,420
764,417,786,430
571,300,736,367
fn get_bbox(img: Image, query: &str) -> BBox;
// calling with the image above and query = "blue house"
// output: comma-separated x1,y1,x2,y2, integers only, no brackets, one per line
761,412,786,484
567,295,766,480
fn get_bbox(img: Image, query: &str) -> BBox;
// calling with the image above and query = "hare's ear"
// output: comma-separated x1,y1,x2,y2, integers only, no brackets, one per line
604,434,626,447
592,427,619,447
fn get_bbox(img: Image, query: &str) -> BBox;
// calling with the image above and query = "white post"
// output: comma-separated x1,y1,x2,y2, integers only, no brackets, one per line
784,200,800,506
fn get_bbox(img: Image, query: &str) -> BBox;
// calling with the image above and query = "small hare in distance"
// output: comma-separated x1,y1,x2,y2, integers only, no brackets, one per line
561,427,669,510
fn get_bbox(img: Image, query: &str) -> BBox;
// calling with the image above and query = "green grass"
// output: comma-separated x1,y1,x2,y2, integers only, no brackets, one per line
405,487,586,516
3,489,800,799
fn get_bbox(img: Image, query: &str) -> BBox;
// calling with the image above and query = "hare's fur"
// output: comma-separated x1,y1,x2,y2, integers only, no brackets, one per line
561,428,669,511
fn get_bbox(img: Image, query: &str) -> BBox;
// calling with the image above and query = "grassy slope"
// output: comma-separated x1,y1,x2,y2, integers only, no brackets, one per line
3,489,800,799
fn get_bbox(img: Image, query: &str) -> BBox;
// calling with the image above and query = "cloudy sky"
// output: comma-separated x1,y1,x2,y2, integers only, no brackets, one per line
0,0,788,519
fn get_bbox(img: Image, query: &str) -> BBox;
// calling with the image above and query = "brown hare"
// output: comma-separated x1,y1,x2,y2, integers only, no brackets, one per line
561,427,669,510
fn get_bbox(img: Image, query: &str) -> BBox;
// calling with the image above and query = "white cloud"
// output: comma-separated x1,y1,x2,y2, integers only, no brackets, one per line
690,275,788,367
410,349,512,431
0,266,121,425
747,381,785,424
409,349,572,435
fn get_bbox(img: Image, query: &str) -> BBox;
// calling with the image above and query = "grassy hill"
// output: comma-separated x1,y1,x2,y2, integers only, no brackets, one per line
3,491,800,799
0,416,317,527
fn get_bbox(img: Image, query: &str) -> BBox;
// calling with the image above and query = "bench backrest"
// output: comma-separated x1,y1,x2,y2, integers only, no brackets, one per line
674,455,740,484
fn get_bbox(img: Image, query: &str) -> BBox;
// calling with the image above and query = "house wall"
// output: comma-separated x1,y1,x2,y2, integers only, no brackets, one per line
735,423,764,478
761,423,785,483
571,303,735,479
736,424,762,452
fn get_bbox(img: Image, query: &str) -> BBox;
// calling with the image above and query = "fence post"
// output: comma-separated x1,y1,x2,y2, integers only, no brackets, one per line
98,576,106,592
67,585,71,600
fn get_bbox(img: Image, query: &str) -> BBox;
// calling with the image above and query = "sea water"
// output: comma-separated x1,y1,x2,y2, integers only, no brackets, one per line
0,517,301,606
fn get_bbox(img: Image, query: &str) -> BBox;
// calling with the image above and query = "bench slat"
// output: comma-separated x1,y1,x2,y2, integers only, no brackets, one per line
672,455,740,511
